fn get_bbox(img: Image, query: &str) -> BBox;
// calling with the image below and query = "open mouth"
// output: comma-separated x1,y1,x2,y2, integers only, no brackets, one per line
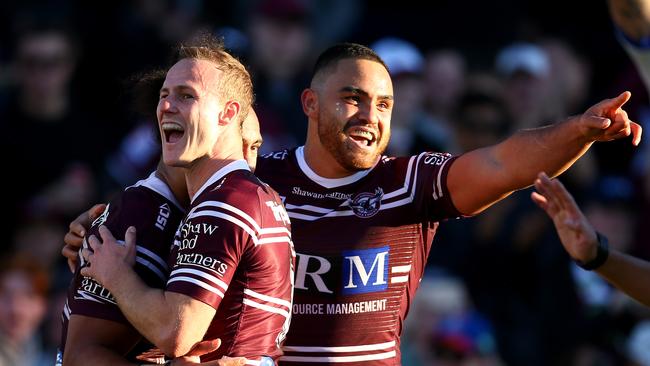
161,122,184,143
347,128,377,147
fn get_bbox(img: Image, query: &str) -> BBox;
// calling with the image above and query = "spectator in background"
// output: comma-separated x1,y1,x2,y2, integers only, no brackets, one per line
608,0,650,90
401,273,502,366
247,0,313,152
496,42,552,130
371,37,427,155
0,256,49,366
421,49,467,152
1,21,98,243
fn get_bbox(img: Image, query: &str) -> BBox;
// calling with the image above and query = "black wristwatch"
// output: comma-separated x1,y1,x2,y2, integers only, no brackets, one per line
575,232,609,270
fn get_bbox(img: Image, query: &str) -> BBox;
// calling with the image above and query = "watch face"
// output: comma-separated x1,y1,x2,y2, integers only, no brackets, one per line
259,356,275,366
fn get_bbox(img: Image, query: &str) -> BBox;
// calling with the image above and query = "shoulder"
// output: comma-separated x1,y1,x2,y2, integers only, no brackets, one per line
196,171,287,227
374,152,453,173
256,148,294,179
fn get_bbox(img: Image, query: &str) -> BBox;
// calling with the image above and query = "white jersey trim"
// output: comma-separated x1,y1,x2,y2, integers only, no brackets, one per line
283,341,395,353
188,209,292,246
131,171,186,212
295,146,377,189
286,153,425,221
244,288,292,308
191,160,250,204
167,276,225,298
279,350,396,363
243,298,291,320
170,268,228,291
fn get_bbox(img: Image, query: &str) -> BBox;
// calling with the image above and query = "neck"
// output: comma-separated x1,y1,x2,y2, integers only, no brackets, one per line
155,161,189,208
185,154,241,201
303,140,355,179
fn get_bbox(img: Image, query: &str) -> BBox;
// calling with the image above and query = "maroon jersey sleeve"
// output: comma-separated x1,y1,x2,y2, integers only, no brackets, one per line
410,152,461,221
69,186,183,324
165,183,293,312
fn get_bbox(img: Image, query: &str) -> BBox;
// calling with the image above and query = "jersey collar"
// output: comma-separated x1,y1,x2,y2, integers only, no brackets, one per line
191,159,250,203
295,146,376,189
133,171,187,213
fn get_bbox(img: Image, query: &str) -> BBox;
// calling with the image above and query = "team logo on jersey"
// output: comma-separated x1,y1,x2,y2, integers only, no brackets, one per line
91,204,110,227
342,246,389,295
350,188,383,218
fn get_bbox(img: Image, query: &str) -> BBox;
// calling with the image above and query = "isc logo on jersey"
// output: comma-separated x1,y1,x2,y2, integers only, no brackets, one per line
296,247,403,295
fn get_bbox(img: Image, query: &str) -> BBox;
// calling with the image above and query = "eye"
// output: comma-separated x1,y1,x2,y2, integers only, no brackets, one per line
182,94,194,100
377,100,392,111
159,93,168,100
251,144,261,151
343,95,360,105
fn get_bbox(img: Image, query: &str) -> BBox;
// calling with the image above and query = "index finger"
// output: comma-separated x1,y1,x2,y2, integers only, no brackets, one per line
631,121,643,146
608,91,631,111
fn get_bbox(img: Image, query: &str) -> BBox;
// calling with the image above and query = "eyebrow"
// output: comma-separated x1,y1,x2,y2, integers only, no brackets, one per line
160,85,197,94
339,86,393,101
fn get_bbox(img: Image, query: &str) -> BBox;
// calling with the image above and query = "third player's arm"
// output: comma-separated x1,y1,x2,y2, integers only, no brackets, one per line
448,92,641,215
63,315,141,366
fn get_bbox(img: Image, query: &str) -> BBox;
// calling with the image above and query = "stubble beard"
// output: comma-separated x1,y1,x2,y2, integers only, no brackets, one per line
317,111,389,172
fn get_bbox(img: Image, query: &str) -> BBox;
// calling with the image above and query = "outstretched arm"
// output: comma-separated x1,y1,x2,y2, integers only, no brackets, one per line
448,91,642,215
531,172,650,307
81,226,215,358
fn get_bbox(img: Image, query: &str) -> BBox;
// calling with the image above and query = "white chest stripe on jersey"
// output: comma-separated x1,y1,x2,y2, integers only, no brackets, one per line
242,289,292,320
188,208,292,246
242,298,290,320
170,268,228,290
189,201,291,234
285,154,424,221
244,288,292,308
280,340,397,363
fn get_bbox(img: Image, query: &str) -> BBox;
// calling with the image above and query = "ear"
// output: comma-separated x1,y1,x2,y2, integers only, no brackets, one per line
218,101,241,126
301,88,319,118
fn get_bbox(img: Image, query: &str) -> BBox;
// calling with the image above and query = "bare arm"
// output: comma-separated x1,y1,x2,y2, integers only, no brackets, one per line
532,172,650,307
81,226,215,358
448,91,642,215
608,0,650,41
63,315,141,366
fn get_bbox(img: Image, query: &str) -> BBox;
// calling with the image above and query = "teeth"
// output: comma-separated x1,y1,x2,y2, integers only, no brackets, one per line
349,130,375,143
162,122,184,132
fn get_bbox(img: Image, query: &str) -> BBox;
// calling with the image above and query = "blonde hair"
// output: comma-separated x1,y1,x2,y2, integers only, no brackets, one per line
175,33,253,124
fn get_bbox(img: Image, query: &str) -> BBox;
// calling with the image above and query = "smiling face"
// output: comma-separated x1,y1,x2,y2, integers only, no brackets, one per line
157,58,224,168
309,58,393,173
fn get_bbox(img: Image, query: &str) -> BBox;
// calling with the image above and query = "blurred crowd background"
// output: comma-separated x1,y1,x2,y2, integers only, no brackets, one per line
1,0,650,365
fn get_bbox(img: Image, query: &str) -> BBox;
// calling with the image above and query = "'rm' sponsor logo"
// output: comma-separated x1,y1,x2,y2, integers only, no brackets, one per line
342,246,389,295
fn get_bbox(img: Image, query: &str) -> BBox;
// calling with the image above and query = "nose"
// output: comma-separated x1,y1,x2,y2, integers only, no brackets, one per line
358,102,379,125
158,97,178,114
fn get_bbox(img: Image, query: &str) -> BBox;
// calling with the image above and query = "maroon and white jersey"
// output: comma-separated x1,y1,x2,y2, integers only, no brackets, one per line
60,172,186,357
256,147,460,365
166,160,295,364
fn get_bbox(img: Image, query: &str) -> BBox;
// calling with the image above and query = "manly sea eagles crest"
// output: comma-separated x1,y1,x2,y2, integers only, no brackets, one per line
350,188,384,218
